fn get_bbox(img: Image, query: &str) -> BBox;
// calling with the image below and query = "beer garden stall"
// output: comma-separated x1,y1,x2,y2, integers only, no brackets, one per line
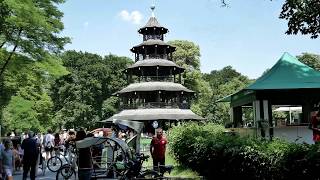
218,53,320,143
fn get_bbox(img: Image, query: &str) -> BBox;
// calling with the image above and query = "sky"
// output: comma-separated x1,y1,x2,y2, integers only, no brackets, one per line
59,0,320,79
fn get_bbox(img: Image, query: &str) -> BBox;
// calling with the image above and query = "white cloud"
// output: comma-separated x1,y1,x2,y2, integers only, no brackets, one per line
118,10,143,24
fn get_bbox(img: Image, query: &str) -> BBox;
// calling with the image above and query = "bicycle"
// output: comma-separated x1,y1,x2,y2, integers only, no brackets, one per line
47,145,76,172
55,164,77,180
121,153,174,179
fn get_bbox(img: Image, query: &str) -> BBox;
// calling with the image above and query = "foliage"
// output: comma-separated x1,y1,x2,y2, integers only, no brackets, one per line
168,40,200,70
279,0,320,38
102,96,119,120
169,122,320,179
0,0,70,76
221,0,320,38
0,50,67,134
297,53,320,71
51,51,132,129
3,96,43,133
203,66,252,124
168,40,212,118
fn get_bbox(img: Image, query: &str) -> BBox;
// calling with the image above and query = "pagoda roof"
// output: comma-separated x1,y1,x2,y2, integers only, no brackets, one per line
105,108,204,121
134,39,168,47
138,17,168,34
127,59,184,70
131,39,175,53
115,82,194,94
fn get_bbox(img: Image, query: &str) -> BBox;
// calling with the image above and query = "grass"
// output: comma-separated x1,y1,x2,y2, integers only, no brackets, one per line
140,137,200,179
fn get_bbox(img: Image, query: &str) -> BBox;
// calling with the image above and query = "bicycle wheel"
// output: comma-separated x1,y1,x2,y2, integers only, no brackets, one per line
47,156,63,172
56,165,76,180
139,170,161,179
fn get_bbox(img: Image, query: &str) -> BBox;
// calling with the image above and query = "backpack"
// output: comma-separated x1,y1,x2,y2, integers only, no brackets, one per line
45,141,52,148
44,134,53,148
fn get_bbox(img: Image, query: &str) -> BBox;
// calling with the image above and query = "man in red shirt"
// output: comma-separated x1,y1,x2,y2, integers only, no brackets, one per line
310,111,320,144
150,128,167,172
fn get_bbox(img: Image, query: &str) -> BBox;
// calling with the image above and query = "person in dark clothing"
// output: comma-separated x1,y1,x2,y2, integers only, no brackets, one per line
21,131,39,180
76,129,93,180
310,111,320,144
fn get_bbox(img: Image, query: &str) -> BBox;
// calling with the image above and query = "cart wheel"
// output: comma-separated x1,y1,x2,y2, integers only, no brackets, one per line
56,165,76,180
47,156,62,172
139,170,160,179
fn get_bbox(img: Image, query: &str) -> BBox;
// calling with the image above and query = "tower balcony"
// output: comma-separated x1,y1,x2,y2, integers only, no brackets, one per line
126,58,185,76
120,102,190,110
137,76,175,83
143,34,164,41
144,54,169,60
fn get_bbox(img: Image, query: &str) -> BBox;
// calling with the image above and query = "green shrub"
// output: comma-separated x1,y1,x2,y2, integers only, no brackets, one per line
168,122,320,179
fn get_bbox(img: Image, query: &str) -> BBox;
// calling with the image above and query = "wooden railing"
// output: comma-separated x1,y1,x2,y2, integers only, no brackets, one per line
138,76,174,83
120,102,190,110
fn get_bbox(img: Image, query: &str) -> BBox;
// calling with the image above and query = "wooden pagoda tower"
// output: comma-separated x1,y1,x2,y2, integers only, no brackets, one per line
107,5,203,134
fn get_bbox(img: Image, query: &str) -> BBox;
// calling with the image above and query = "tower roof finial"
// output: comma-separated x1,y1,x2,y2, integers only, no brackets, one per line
151,0,156,17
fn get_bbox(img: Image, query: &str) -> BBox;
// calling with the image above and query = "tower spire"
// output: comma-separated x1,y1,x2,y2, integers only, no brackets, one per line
151,0,156,17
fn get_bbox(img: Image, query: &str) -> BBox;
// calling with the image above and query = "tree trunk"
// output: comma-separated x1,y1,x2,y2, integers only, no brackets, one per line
0,43,18,77
0,29,22,78
0,41,6,49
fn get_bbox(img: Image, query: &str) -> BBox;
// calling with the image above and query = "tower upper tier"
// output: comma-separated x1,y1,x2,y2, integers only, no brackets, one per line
138,16,169,37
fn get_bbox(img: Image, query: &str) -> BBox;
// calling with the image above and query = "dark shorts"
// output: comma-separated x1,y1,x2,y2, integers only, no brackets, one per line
45,147,53,152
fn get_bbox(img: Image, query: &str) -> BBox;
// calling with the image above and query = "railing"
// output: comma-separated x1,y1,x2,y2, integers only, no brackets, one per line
138,76,175,83
136,55,172,61
143,35,163,41
120,102,190,110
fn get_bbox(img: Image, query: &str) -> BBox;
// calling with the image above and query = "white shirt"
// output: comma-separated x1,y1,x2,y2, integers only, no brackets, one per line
44,134,54,147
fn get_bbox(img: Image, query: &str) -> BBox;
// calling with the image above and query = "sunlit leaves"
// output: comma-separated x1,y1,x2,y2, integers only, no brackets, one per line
279,0,320,38
51,51,132,129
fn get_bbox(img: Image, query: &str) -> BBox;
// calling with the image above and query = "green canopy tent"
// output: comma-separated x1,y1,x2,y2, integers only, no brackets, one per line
218,52,320,140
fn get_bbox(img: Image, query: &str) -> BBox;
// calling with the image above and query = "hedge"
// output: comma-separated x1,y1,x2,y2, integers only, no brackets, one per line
168,122,320,179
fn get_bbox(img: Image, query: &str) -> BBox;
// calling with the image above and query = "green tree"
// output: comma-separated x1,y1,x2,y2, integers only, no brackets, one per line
0,0,69,77
168,40,212,117
0,52,67,134
3,96,42,133
51,51,132,129
203,66,251,124
279,0,320,38
168,40,200,70
221,0,320,38
297,53,320,71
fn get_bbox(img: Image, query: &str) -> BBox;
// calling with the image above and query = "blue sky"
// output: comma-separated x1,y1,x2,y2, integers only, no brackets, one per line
59,0,320,79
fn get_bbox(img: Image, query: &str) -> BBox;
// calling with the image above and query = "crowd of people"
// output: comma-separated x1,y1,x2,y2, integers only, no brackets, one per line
0,125,168,180
0,128,84,180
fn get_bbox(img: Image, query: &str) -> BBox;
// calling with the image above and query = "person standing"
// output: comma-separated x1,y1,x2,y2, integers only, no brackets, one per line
76,129,93,180
310,111,320,144
0,140,15,180
21,131,39,180
150,128,167,172
43,129,54,160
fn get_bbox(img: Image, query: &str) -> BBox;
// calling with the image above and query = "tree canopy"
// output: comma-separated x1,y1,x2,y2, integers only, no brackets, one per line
297,53,320,71
169,40,212,117
51,51,132,129
0,0,70,77
221,0,320,38
279,0,320,38
203,66,251,123
0,51,68,133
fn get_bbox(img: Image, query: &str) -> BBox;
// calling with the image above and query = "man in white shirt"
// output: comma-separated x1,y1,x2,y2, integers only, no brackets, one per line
43,129,54,160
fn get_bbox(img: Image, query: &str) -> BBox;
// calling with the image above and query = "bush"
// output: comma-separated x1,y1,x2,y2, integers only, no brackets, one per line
168,122,320,179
